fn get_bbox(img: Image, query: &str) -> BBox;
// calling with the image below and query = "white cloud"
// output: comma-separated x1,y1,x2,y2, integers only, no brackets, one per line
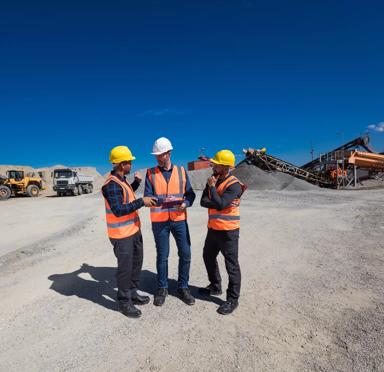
367,121,384,132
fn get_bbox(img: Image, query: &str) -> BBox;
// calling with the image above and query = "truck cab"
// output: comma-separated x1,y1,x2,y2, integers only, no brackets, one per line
53,168,94,196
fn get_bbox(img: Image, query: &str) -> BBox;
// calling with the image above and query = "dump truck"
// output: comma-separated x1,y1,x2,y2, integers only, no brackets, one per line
0,170,44,201
53,168,94,196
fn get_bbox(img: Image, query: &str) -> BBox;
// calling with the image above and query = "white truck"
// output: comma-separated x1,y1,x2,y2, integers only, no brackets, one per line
53,168,94,196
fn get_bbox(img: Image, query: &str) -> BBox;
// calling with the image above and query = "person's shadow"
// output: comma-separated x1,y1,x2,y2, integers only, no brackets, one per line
48,264,223,313
48,264,117,311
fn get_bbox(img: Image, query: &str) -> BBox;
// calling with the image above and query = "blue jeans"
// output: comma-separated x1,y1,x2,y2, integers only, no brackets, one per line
152,220,191,289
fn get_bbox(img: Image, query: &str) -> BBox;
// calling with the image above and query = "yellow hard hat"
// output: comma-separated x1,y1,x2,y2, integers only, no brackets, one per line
210,149,235,167
109,146,136,164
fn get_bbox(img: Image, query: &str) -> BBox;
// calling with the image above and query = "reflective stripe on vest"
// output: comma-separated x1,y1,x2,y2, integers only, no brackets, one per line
208,175,244,231
147,165,187,222
103,174,140,239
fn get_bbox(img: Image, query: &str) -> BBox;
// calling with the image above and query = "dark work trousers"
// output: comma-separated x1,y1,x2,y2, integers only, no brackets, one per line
110,230,143,304
203,228,241,302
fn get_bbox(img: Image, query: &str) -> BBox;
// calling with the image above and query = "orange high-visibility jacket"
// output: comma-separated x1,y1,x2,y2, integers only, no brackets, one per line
103,174,141,239
208,175,245,231
147,165,187,222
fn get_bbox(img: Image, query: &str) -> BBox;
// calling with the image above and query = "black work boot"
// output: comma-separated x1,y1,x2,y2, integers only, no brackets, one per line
217,300,238,315
153,288,168,306
198,283,223,296
118,303,142,318
132,292,150,305
177,288,196,305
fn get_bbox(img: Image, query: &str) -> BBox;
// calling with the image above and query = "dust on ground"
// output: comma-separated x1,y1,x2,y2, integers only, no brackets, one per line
0,188,383,371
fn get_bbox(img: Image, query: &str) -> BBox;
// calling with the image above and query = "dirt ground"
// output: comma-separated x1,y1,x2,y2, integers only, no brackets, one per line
0,188,383,371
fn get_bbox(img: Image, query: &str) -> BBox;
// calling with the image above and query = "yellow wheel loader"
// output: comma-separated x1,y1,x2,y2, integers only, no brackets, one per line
0,170,44,201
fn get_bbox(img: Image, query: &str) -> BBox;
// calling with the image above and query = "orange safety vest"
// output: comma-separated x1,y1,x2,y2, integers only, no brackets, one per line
103,174,141,239
208,175,245,231
147,165,187,222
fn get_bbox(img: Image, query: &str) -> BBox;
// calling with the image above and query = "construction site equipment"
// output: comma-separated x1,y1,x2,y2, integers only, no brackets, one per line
348,151,384,170
301,135,374,172
300,135,381,188
0,170,44,201
243,135,383,189
53,168,94,196
242,149,334,187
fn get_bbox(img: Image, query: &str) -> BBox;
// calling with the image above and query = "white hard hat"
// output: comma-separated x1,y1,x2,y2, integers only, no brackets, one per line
151,137,173,155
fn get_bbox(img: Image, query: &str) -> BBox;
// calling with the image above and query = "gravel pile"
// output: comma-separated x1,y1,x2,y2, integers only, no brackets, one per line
128,163,318,193
187,168,212,190
232,161,318,191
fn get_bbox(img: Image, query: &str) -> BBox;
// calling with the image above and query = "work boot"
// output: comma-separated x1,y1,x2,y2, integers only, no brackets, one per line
153,288,168,306
118,303,142,318
198,283,222,296
132,292,150,305
177,288,196,306
217,300,238,315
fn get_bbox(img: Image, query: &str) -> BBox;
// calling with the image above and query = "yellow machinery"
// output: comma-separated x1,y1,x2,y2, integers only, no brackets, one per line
0,170,44,201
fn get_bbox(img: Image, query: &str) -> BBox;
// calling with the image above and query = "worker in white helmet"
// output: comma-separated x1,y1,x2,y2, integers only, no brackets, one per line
144,137,196,306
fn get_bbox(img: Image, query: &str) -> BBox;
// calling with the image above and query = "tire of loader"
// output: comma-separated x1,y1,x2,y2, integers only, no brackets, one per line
27,185,39,197
0,185,11,200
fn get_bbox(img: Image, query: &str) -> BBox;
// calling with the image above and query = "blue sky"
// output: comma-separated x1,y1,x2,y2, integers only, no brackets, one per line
1,0,383,174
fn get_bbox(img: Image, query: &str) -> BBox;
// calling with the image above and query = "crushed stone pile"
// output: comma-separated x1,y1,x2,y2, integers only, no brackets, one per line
117,163,318,193
232,161,318,191
187,168,212,191
126,168,146,195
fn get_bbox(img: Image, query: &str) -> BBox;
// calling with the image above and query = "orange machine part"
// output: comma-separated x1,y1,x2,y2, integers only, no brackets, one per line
348,151,384,170
187,160,211,171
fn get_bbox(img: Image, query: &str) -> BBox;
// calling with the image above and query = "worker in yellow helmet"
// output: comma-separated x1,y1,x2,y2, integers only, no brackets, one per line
199,149,246,315
102,146,157,318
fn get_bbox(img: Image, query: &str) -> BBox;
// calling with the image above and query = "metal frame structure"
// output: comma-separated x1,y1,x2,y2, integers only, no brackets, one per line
242,135,384,189
242,149,333,187
301,135,375,189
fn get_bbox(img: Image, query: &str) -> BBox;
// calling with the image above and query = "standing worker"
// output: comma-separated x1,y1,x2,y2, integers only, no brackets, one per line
144,137,196,306
102,146,157,318
199,149,246,315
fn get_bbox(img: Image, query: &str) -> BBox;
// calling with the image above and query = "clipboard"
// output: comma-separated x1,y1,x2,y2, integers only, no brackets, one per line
160,200,184,209
156,196,185,208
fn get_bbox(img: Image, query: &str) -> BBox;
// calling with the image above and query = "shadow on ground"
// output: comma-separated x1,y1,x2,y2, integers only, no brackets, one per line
48,264,223,312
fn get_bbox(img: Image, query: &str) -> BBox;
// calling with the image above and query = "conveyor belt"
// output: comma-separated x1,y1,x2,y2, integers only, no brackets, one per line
242,150,333,187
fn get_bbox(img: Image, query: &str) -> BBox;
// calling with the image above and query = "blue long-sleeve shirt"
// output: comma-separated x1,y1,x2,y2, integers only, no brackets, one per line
102,171,144,217
144,164,196,208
